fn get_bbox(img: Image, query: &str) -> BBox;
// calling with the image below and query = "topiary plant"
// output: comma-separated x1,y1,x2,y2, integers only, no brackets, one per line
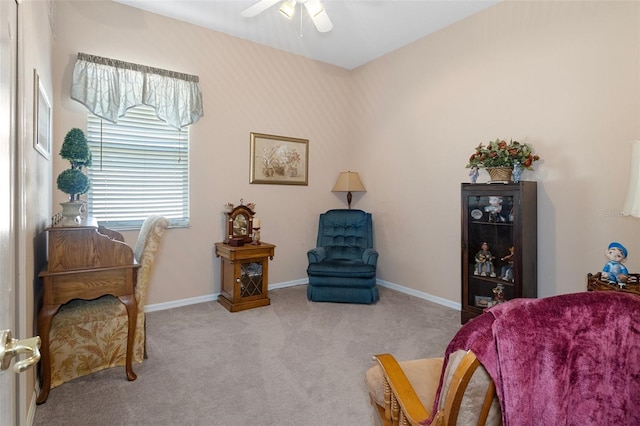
59,128,90,166
56,169,89,201
57,128,91,202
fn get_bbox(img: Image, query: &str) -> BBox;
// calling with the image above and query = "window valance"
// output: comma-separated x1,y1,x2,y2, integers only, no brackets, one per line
71,52,203,129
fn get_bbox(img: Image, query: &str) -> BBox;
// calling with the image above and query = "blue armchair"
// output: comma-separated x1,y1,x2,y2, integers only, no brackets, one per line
307,209,379,304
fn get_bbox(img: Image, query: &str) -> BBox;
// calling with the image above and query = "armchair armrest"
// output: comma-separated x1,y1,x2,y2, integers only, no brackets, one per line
373,353,434,426
362,248,378,265
307,247,326,263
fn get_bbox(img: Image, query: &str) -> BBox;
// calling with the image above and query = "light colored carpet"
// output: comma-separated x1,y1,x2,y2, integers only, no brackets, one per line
33,285,461,425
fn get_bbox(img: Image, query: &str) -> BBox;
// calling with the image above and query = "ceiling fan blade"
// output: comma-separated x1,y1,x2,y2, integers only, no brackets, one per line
304,0,333,33
311,10,333,33
241,0,281,18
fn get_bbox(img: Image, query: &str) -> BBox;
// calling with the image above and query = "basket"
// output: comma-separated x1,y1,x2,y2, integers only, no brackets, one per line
587,272,640,296
486,167,513,182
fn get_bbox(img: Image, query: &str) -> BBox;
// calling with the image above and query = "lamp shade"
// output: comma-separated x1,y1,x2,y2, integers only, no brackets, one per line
332,171,366,193
622,140,640,218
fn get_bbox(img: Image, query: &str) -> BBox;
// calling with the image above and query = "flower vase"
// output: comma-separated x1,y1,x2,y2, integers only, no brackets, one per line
60,201,84,226
486,167,513,183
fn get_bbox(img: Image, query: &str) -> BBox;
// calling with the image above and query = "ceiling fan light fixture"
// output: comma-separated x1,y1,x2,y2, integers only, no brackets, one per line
242,0,333,33
305,1,324,18
279,1,296,19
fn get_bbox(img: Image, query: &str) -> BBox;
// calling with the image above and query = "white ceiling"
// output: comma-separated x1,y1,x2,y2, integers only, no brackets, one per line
113,0,501,70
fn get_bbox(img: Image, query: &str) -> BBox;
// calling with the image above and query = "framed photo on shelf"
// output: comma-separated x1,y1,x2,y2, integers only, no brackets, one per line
249,132,308,185
34,70,51,159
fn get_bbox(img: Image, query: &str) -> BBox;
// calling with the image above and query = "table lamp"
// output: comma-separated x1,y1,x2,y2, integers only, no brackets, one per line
332,171,366,209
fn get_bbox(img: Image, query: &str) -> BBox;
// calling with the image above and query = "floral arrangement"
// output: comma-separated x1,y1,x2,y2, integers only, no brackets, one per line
466,138,540,170
261,145,301,177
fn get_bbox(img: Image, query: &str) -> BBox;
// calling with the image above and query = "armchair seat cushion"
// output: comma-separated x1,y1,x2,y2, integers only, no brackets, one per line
307,259,376,278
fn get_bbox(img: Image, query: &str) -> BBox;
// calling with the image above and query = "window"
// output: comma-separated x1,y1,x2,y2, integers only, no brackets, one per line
86,104,189,230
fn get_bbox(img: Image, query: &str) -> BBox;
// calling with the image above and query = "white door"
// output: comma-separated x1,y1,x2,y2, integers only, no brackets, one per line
0,1,19,424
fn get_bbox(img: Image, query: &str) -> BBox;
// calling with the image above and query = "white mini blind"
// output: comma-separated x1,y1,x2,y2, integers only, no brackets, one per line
86,104,189,229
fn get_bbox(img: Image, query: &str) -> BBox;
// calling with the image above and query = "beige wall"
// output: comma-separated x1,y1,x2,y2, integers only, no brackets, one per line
352,0,640,301
49,0,640,310
52,0,354,306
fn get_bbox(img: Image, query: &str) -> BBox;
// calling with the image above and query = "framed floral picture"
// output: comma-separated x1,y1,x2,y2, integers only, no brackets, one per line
249,132,308,185
34,70,51,159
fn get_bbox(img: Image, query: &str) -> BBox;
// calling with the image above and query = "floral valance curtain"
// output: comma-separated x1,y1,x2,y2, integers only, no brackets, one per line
71,52,203,129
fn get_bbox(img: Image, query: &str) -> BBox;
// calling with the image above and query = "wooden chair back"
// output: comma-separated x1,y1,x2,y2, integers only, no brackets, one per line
370,350,501,426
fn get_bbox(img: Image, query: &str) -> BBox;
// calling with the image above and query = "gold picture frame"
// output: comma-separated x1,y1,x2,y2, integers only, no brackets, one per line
34,70,51,159
249,132,308,185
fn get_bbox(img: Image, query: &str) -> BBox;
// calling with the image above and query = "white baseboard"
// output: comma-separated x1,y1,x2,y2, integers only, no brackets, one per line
27,384,39,425
144,278,460,313
144,294,217,313
376,279,461,311
269,278,308,290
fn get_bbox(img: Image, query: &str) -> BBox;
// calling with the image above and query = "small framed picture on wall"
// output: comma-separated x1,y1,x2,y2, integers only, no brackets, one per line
34,70,51,159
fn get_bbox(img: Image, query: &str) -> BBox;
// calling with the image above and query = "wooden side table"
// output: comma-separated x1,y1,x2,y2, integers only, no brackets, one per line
214,242,275,312
587,272,640,296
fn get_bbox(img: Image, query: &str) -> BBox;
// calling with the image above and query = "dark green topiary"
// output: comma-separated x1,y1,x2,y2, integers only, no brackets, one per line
57,169,89,202
57,128,92,202
59,128,90,167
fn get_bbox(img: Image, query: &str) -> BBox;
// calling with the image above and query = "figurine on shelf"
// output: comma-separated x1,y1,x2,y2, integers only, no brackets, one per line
484,196,505,222
601,242,629,288
492,282,506,304
469,166,479,184
500,246,515,282
474,242,496,277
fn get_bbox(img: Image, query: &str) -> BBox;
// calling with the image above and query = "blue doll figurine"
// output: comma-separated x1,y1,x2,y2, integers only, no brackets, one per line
601,242,629,288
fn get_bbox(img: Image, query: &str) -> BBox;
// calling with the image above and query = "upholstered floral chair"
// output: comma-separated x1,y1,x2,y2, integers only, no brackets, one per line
47,215,169,388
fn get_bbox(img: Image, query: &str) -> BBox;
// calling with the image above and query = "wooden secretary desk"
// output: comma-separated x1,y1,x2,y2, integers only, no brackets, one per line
37,216,140,404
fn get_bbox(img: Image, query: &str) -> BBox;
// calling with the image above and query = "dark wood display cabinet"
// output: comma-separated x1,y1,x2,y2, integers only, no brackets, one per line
461,182,537,323
215,242,275,312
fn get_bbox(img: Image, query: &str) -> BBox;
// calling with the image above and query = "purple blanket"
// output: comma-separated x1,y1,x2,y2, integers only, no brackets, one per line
426,292,640,425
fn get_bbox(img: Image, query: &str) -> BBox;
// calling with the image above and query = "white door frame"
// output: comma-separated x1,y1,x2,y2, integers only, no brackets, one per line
0,0,19,425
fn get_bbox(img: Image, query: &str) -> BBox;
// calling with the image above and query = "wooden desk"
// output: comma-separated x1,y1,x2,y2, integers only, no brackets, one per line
37,217,140,404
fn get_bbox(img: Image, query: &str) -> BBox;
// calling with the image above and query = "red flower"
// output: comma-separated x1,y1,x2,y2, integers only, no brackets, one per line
466,138,540,170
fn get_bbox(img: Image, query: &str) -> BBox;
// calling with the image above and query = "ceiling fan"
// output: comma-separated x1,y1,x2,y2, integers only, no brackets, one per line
241,0,333,33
